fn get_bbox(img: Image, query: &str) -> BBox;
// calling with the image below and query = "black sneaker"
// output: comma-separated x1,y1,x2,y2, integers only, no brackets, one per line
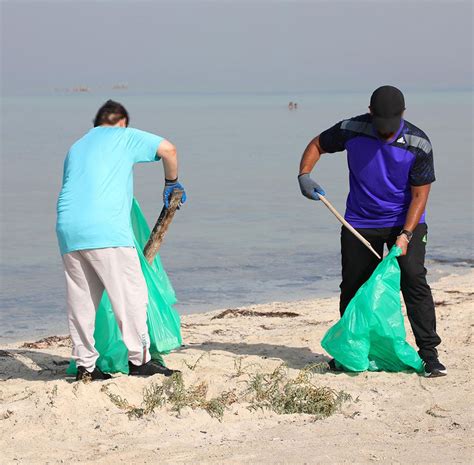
424,358,447,378
328,358,343,372
128,360,180,377
76,366,112,381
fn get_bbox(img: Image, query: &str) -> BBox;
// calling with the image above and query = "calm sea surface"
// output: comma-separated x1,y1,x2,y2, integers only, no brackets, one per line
1,91,472,342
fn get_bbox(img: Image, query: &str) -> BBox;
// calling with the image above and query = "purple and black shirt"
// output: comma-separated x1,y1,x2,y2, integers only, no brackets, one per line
319,114,435,228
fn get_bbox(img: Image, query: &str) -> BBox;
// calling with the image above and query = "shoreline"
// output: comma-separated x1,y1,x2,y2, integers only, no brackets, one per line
1,270,473,464
1,265,471,345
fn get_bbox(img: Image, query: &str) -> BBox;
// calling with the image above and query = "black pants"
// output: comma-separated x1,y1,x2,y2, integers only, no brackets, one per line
339,223,441,361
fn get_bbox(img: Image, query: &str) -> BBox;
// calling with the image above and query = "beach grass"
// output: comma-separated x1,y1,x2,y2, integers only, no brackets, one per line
100,363,350,421
246,364,351,418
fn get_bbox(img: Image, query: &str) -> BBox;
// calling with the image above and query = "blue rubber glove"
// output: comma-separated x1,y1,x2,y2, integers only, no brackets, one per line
298,173,326,200
163,179,187,208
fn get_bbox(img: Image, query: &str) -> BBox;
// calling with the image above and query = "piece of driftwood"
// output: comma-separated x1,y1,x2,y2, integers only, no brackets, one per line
143,189,183,264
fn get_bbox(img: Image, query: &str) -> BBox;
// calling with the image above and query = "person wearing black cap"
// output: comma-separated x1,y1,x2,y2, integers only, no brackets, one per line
298,85,446,377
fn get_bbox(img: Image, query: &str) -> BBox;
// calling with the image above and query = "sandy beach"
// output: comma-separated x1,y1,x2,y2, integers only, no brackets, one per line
0,270,472,465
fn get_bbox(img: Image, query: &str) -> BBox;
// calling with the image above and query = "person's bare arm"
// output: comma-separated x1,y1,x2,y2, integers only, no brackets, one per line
299,135,327,175
396,184,431,255
298,135,327,200
157,139,178,181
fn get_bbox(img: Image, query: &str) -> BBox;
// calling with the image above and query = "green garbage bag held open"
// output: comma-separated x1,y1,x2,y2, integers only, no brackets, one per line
67,198,182,375
321,246,424,373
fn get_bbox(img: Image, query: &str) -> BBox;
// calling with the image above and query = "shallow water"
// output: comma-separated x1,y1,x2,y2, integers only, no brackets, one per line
1,91,472,341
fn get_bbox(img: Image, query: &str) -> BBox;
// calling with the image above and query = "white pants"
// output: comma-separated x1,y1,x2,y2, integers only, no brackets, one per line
62,247,151,371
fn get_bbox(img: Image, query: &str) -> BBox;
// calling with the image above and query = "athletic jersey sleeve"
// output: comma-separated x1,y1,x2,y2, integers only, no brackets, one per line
319,121,347,153
409,147,435,186
319,115,372,153
126,128,164,164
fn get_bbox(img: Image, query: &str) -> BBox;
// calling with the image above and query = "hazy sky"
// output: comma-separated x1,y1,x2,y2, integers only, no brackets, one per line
2,0,473,95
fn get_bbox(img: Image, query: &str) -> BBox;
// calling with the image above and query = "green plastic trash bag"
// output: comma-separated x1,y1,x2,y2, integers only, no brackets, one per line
67,198,182,375
321,246,423,373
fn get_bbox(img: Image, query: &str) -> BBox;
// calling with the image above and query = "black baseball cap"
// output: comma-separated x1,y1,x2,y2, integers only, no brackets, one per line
370,85,405,134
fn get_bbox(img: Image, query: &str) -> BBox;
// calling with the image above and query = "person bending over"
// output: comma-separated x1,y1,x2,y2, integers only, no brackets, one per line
56,100,186,381
298,86,446,378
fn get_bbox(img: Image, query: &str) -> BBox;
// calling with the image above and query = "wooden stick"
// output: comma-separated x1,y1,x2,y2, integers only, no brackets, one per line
143,189,184,264
318,195,382,260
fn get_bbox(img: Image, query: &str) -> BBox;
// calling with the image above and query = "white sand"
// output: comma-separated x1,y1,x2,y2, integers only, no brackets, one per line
0,271,472,464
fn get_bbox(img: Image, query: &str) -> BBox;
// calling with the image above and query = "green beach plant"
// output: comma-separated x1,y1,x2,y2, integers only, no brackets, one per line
227,356,262,380
101,373,237,421
246,364,351,419
162,372,237,420
100,384,145,419
100,365,350,421
183,352,207,371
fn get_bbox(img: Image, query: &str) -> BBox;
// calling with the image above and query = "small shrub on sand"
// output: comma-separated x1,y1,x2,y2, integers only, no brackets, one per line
142,382,166,414
232,356,246,378
101,373,237,421
162,372,208,411
101,384,145,419
227,356,261,380
100,366,349,422
183,353,206,371
246,364,350,419
205,390,238,419
163,372,237,420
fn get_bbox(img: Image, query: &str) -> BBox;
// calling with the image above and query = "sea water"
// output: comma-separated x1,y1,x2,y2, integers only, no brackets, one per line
0,91,472,341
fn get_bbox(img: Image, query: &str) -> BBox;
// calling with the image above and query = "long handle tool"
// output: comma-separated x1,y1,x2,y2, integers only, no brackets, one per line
318,195,382,260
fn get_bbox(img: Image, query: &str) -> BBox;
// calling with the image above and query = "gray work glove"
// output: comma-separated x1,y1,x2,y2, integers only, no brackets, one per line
298,173,326,200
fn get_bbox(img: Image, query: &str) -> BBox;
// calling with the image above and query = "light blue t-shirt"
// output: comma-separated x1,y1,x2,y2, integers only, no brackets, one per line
56,126,163,255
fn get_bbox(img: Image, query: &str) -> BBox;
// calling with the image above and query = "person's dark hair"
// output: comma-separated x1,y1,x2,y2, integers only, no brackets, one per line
93,100,129,127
